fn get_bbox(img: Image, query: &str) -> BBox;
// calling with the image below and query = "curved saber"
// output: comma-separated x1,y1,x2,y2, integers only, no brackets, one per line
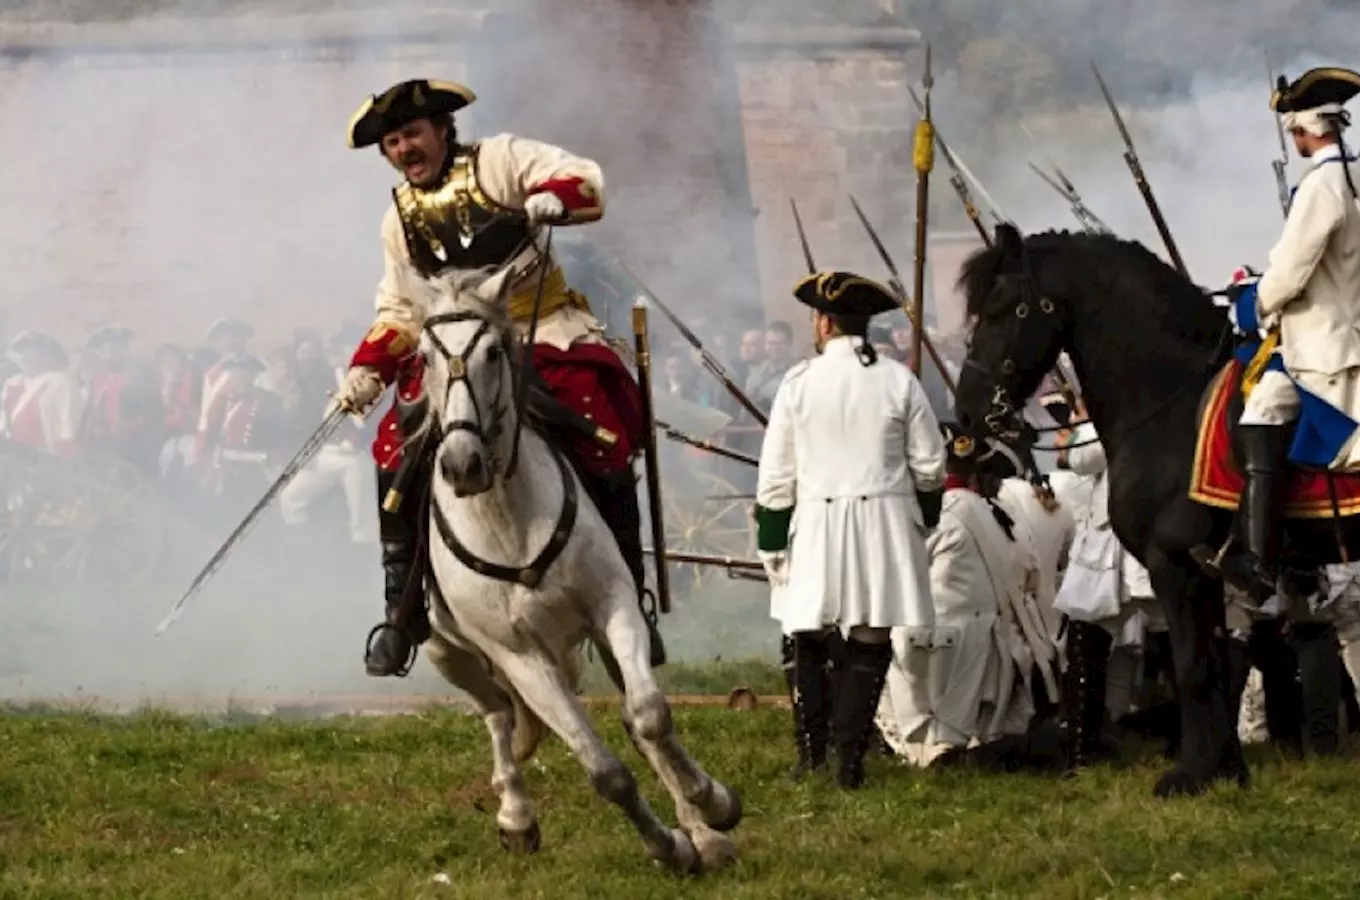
154,406,349,636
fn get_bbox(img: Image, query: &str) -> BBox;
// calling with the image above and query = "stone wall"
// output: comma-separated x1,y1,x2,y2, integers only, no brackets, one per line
0,5,977,354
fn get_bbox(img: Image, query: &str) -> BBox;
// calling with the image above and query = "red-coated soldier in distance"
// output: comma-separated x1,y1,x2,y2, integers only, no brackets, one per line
330,79,661,677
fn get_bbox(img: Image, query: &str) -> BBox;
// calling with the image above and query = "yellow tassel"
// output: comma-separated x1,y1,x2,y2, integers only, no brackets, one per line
1241,330,1281,399
913,119,935,173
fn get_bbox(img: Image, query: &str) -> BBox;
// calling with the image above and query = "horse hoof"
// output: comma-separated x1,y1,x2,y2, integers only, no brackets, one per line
706,783,743,833
498,823,542,854
1153,767,1212,799
654,828,701,876
691,827,739,872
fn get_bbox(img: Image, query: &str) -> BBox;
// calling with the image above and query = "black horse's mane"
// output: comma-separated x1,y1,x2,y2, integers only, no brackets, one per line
958,228,1226,355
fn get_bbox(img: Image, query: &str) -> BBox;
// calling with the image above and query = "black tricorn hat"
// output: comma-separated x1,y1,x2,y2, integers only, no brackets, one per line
793,271,899,317
8,330,67,365
208,316,255,342
1039,390,1073,428
347,79,477,149
219,352,266,375
1271,67,1360,113
940,421,1022,478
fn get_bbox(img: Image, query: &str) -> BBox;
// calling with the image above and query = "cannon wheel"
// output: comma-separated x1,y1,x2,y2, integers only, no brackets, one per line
661,468,755,589
0,453,166,591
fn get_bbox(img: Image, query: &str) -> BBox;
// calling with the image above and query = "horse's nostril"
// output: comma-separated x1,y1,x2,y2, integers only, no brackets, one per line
464,453,487,482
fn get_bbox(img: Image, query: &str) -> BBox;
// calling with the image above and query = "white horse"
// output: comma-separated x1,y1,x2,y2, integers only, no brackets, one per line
410,267,742,874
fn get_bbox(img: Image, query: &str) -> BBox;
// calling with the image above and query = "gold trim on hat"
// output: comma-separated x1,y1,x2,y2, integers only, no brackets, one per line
1270,66,1360,112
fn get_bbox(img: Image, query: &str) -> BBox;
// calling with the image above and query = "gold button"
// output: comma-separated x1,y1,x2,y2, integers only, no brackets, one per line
582,395,592,403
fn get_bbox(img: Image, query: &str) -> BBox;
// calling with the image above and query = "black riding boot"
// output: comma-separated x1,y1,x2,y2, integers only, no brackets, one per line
781,635,798,745
581,468,666,668
831,637,893,789
790,631,833,780
365,468,431,677
1062,620,1114,770
1291,622,1342,757
1238,424,1292,605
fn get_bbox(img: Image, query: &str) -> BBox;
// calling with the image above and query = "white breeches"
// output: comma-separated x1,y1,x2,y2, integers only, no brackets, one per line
159,434,196,476
279,445,376,543
1239,370,1300,425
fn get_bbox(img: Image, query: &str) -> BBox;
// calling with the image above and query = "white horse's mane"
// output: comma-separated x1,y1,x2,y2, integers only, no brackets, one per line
423,266,514,329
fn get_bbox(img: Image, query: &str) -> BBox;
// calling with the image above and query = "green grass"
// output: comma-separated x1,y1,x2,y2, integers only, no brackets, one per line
1,706,1358,899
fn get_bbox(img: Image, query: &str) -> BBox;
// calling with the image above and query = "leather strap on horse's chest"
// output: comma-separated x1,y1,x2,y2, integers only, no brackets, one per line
429,441,579,588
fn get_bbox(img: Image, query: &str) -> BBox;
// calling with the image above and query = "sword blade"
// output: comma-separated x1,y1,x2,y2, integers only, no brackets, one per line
155,405,350,635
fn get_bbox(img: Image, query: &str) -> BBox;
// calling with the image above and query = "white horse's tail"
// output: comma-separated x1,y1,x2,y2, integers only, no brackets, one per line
509,644,583,762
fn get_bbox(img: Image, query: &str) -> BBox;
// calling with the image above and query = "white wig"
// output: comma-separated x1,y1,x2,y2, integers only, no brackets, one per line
1283,103,1351,137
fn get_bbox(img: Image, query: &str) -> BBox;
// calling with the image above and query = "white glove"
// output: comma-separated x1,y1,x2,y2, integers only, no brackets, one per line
330,366,385,416
525,191,567,226
758,550,789,588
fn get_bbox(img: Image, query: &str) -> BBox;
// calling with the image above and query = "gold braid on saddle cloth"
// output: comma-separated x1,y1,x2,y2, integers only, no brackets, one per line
1241,329,1282,399
506,264,593,323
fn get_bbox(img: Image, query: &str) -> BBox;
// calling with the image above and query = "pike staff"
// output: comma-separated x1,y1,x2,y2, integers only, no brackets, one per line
910,43,936,378
1091,61,1189,277
908,85,996,247
846,193,956,395
632,300,672,615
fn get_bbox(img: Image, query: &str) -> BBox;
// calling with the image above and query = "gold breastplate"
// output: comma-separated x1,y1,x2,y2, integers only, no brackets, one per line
393,145,532,277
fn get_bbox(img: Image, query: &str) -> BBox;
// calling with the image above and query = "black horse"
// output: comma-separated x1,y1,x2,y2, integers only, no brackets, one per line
954,223,1359,798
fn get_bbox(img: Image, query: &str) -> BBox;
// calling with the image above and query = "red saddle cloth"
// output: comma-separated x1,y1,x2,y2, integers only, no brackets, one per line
531,341,645,477
1190,359,1360,518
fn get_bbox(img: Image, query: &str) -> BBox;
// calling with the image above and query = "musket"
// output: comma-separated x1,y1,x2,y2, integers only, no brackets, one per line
908,84,993,246
156,405,349,635
657,419,758,467
643,547,766,574
612,258,768,428
1266,50,1291,218
846,194,956,395
789,199,817,274
633,300,673,615
909,43,936,378
1026,162,1112,235
1090,62,1189,277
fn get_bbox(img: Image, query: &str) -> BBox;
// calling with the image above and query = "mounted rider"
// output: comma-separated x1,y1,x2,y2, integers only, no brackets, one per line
329,78,662,677
1228,66,1360,603
756,271,946,788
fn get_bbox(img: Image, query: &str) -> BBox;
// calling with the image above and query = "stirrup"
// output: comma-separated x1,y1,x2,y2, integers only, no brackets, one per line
364,622,418,677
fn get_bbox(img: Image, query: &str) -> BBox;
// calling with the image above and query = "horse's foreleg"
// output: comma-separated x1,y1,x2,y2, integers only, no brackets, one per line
1153,566,1246,798
597,598,742,870
489,647,700,876
424,635,540,851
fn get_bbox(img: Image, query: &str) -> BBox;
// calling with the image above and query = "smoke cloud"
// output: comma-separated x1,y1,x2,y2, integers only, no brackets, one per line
0,0,1352,708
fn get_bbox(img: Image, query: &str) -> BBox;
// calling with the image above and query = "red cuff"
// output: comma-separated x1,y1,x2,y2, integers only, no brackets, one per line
529,176,602,223
350,323,417,384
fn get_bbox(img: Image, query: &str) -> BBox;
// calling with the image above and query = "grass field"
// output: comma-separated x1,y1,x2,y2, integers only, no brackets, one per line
2,699,1358,900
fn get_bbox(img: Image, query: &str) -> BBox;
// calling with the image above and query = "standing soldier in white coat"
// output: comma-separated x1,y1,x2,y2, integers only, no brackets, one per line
755,271,946,789
1224,67,1360,605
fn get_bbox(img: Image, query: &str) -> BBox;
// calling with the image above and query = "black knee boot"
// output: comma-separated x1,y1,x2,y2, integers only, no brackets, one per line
1238,424,1291,605
831,637,893,789
581,468,666,668
790,632,833,780
781,635,798,743
1291,622,1342,757
1249,620,1303,754
1062,620,1114,770
364,468,431,677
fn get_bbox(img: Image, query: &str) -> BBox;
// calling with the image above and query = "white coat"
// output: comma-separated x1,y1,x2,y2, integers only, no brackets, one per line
876,488,1033,764
756,336,945,635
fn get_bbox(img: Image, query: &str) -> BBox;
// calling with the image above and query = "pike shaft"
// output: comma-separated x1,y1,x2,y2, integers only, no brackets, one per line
633,302,673,615
657,420,758,467
615,259,767,428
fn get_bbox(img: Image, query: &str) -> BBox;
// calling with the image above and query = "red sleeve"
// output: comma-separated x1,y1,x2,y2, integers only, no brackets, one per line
528,176,603,224
350,323,418,384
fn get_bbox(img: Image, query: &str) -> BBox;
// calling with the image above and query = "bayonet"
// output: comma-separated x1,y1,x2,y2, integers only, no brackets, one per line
789,199,817,274
643,548,766,579
612,258,768,428
1091,61,1189,277
656,419,758,467
1266,50,1291,218
1026,161,1112,234
846,194,957,395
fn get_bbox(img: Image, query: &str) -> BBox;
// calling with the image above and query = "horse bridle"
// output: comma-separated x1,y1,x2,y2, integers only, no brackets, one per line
423,310,515,477
420,308,579,589
963,260,1063,443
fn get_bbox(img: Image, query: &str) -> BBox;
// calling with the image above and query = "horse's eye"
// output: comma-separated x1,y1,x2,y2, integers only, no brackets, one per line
486,344,502,362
